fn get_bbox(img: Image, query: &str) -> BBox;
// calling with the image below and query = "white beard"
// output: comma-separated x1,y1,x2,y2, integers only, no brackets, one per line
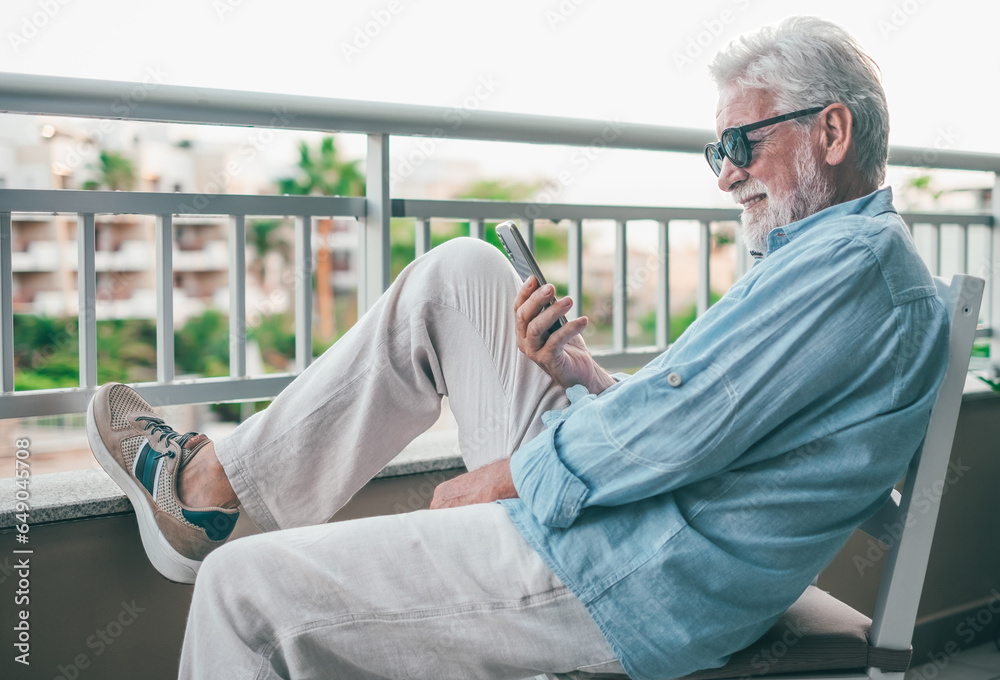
737,142,835,256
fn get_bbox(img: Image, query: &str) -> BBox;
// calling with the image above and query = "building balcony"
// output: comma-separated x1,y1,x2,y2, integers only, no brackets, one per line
0,73,998,680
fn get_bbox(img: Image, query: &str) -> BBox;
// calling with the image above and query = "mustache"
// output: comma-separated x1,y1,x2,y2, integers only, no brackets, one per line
731,179,768,205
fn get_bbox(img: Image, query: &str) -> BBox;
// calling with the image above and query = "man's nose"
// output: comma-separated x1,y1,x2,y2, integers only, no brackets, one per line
717,156,748,192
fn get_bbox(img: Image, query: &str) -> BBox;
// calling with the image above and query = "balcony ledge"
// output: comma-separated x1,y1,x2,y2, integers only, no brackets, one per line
0,429,463,528
1,379,997,530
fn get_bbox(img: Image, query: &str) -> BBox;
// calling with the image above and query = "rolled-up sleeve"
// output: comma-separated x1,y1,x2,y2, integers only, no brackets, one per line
509,423,590,528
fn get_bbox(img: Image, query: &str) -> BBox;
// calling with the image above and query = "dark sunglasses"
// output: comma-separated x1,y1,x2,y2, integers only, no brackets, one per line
704,106,825,176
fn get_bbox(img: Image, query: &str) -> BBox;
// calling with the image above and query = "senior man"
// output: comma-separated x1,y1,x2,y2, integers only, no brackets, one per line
87,16,948,680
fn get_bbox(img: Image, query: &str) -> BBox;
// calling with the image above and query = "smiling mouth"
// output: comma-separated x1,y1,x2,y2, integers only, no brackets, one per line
741,194,766,209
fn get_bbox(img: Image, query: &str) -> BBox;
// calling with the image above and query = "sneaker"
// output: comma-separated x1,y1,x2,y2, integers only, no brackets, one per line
87,383,239,584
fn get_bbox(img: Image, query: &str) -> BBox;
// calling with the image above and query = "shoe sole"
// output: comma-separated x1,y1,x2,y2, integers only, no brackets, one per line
87,395,202,584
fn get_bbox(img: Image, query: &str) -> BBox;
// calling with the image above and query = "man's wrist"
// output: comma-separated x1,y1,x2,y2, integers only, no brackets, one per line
588,366,617,394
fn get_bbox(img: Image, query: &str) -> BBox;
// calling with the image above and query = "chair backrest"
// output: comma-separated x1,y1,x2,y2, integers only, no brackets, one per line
858,274,984,653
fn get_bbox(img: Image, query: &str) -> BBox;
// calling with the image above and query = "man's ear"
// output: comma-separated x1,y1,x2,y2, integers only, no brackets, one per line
819,103,853,167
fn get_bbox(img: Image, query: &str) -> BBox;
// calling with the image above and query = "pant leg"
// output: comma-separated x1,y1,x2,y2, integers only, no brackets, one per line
179,503,625,680
214,238,570,532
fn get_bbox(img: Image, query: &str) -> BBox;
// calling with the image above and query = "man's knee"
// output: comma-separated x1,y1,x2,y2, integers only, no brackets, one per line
193,536,269,606
431,236,503,262
422,237,511,277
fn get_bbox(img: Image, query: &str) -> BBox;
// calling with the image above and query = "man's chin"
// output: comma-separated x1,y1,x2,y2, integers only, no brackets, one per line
738,216,773,255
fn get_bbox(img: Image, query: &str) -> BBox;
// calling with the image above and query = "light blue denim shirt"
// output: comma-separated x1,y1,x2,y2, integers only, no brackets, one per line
502,188,949,680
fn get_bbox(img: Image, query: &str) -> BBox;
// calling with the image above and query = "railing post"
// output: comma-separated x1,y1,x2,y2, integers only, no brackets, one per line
613,219,628,351
229,214,247,378
78,213,97,389
1,212,13,393
568,220,582,320
469,218,484,240
656,220,670,348
360,133,391,312
733,227,753,281
294,215,313,373
990,175,1000,374
155,214,175,383
415,218,431,257
697,220,711,316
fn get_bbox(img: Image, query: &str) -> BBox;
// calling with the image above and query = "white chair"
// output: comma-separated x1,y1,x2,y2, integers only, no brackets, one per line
550,274,985,680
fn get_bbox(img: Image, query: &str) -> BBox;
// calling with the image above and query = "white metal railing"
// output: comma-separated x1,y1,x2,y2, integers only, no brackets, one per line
1,72,999,420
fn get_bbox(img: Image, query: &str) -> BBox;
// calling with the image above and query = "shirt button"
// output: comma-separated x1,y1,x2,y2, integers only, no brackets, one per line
666,372,683,387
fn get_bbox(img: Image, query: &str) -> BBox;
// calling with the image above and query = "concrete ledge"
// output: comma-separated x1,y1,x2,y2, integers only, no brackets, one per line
2,381,996,530
0,429,463,528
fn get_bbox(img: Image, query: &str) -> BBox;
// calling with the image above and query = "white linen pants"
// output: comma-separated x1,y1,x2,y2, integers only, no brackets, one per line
180,238,626,679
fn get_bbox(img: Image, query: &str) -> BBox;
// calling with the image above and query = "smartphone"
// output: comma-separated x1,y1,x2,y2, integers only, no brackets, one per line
495,220,566,333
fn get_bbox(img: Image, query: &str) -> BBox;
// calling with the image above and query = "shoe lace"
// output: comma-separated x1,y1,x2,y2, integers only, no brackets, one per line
135,416,200,461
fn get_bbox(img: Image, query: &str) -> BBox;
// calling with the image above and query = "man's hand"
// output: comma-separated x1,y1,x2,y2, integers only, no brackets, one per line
515,276,616,393
430,458,518,510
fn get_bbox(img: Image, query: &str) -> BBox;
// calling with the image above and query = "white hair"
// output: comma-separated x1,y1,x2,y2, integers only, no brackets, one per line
709,16,889,189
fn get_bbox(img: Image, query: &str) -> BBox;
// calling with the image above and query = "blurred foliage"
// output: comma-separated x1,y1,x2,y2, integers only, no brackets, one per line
897,173,945,211
390,177,565,279
82,150,137,191
638,291,724,344
172,309,231,378
277,137,364,197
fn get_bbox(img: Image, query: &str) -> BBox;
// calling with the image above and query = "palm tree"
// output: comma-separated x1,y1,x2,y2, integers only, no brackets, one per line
277,137,364,197
277,137,365,341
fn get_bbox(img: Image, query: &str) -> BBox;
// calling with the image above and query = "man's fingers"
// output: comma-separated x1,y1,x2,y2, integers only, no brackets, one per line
526,294,572,341
516,283,559,340
550,315,588,348
513,276,539,310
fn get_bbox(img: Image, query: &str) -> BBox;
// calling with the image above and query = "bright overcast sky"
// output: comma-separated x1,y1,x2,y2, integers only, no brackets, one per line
1,0,996,206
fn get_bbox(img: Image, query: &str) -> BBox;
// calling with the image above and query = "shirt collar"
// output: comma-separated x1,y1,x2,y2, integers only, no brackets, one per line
755,187,896,260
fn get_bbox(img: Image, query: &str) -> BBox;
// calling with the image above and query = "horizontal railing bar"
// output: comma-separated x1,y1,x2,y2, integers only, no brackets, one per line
0,73,709,154
3,73,1000,172
393,200,995,229
0,188,365,217
2,191,987,229
887,147,1000,173
899,212,993,227
592,347,665,371
393,199,743,223
0,375,297,419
